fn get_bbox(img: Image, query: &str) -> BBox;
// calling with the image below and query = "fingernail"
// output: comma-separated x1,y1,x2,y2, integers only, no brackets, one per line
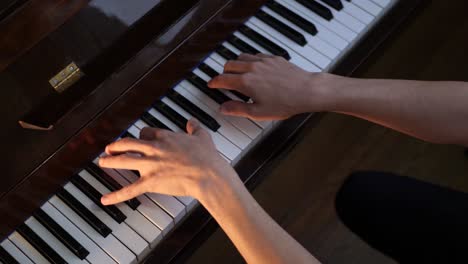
101,196,109,205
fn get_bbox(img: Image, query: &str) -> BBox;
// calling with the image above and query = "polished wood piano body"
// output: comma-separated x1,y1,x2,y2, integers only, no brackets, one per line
1,0,425,262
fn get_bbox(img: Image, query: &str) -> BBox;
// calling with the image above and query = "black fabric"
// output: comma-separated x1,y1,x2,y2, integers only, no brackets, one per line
335,171,468,264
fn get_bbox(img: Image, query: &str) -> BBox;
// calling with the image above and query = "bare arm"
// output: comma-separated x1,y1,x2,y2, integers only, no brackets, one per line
99,120,319,264
208,53,468,147
328,77,468,146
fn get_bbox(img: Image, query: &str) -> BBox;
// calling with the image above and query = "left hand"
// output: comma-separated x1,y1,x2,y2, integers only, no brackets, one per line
98,119,238,206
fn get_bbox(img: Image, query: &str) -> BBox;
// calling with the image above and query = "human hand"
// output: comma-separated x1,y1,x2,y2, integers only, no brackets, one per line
98,119,238,206
208,53,334,120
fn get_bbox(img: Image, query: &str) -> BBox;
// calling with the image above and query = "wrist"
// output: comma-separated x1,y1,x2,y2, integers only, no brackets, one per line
195,167,246,212
305,73,352,113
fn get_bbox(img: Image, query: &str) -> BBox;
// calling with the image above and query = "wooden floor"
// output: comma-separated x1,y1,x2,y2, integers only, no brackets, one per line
186,1,468,263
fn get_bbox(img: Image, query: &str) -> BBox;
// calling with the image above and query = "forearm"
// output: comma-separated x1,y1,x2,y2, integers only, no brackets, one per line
318,75,468,146
198,172,319,264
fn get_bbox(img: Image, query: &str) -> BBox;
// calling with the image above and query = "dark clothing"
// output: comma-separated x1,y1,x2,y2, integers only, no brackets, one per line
335,171,468,264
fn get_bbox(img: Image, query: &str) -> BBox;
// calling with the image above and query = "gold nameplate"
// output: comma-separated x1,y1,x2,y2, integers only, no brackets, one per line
49,62,84,93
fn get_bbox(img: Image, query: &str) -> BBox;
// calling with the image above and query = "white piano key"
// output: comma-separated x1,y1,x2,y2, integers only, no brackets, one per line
316,0,366,33
49,197,136,264
342,0,374,24
280,0,357,42
175,85,252,149
204,57,225,73
246,22,321,72
260,6,340,59
134,119,149,130
64,182,148,259
104,167,185,225
127,125,142,138
276,0,349,49
179,79,262,140
101,169,175,238
222,42,242,55
351,0,382,16
147,108,183,132
1,240,34,264
79,170,163,253
148,102,233,162
192,68,211,83
210,53,228,67
371,0,391,8
25,217,87,264
8,232,49,264
41,202,116,264
161,97,241,160
175,196,198,211
248,17,331,69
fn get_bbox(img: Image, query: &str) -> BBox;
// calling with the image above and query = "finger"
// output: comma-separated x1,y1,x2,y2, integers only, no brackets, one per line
187,118,212,141
224,60,254,74
140,126,170,141
256,53,275,59
208,74,247,92
101,178,147,205
237,53,262,62
99,154,150,171
105,137,157,156
186,118,201,135
220,100,259,118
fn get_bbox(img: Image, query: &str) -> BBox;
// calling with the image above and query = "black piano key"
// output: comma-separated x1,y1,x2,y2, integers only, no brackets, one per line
230,90,251,102
0,246,19,264
216,46,238,61
187,73,231,105
198,63,251,103
238,25,290,60
132,170,141,177
198,63,219,78
154,101,188,131
227,35,260,55
296,0,334,21
266,1,318,35
70,176,127,224
17,224,66,264
57,188,112,237
322,0,343,10
255,9,307,46
167,90,221,132
34,209,89,260
142,112,171,130
86,163,141,210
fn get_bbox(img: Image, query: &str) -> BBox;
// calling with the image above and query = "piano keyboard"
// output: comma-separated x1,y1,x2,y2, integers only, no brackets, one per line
0,0,396,263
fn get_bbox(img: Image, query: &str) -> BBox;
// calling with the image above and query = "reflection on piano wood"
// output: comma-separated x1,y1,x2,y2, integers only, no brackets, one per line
0,0,424,263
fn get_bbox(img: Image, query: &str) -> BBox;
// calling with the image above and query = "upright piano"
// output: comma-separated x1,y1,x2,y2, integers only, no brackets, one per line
0,0,424,263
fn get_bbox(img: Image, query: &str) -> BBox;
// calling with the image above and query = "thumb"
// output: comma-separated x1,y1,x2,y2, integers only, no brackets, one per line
101,179,147,205
220,101,259,118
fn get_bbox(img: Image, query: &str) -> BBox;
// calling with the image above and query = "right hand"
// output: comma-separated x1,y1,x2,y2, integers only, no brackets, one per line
208,53,333,120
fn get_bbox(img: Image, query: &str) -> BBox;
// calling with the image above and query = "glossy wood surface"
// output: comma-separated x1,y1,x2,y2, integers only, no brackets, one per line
0,0,257,237
0,0,90,72
0,0,424,262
